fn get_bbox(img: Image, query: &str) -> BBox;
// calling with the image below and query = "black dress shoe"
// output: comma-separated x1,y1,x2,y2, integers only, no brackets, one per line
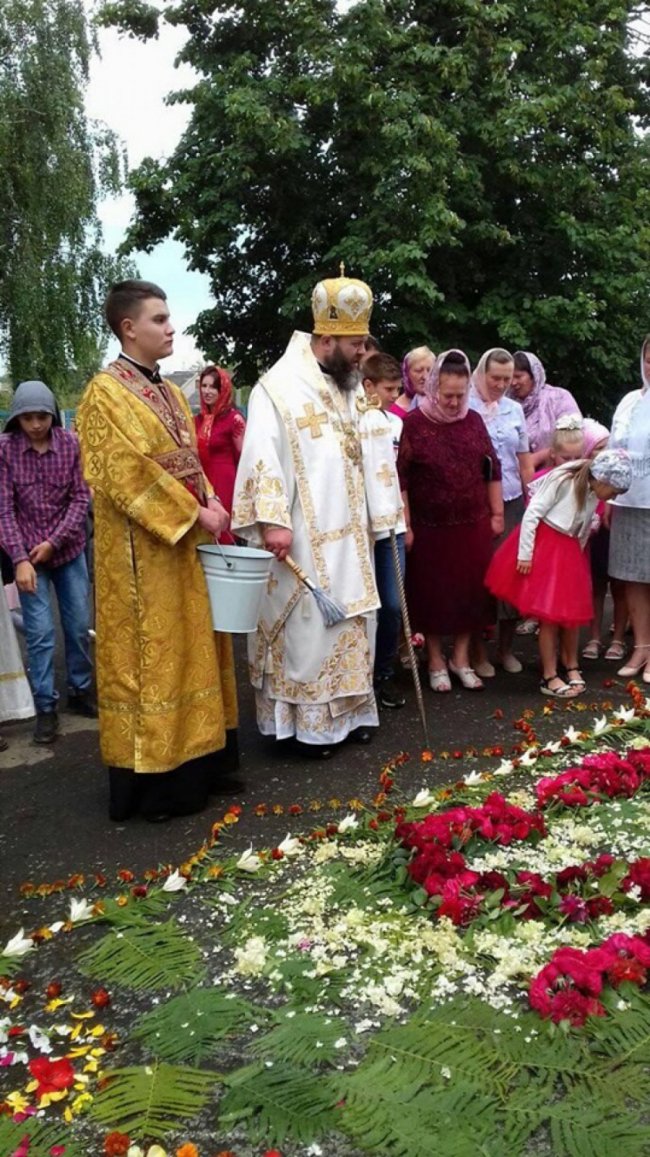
295,740,336,760
347,726,373,745
217,776,247,795
144,812,172,824
33,711,59,745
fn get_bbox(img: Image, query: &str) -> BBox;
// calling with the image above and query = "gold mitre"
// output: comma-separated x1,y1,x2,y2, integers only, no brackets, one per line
311,263,373,336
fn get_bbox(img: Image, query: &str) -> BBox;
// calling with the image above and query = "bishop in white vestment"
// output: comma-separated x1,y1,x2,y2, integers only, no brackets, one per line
231,271,403,753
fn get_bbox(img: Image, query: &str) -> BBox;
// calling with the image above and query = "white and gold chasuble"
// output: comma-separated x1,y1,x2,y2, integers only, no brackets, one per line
232,331,403,745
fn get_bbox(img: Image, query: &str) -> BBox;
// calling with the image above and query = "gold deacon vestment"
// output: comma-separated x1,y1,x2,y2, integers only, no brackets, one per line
76,361,237,773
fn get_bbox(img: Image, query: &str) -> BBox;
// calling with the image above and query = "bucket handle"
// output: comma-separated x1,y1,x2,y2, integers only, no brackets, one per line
214,540,234,570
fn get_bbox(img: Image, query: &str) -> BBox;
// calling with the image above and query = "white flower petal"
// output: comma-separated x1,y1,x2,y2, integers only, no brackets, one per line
162,869,188,892
2,929,34,959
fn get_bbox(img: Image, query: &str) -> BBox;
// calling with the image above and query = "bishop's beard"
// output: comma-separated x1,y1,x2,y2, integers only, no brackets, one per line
322,345,361,392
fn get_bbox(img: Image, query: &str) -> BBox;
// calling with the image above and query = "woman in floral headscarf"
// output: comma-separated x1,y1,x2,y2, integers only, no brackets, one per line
607,336,650,681
390,346,435,417
510,352,581,468
195,365,246,534
397,350,503,692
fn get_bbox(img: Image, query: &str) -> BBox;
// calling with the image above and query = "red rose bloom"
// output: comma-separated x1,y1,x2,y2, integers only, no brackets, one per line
28,1056,75,1099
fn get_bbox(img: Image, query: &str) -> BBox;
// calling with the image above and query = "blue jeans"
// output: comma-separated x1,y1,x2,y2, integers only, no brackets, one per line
19,552,92,713
374,532,406,680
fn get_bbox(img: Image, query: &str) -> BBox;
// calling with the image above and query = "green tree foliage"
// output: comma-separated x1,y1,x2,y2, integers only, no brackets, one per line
0,0,129,393
107,0,650,411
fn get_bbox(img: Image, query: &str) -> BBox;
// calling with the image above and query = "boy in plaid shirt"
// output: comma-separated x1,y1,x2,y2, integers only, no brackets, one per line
0,380,93,744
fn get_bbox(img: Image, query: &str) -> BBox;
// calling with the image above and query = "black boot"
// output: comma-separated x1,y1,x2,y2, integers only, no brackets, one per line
33,711,59,745
67,689,98,717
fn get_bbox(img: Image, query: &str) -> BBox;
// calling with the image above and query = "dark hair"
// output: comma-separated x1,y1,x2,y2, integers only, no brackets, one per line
199,364,223,391
513,351,533,375
365,335,382,353
362,352,401,384
439,351,469,377
105,279,167,338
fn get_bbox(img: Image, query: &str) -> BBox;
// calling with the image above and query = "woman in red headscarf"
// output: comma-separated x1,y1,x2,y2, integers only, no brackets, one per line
194,366,246,539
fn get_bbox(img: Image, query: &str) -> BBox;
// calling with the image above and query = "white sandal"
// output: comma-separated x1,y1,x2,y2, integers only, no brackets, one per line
429,668,451,692
448,661,484,691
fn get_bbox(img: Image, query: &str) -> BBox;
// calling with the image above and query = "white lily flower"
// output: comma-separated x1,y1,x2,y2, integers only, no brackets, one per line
127,1148,145,1157
518,748,538,767
236,846,263,873
146,1148,167,1157
412,788,436,808
162,869,188,892
563,725,581,744
463,770,483,786
545,740,562,754
69,897,95,923
48,921,64,934
493,759,514,777
592,715,610,736
338,814,359,833
277,833,302,857
2,929,34,959
613,705,635,724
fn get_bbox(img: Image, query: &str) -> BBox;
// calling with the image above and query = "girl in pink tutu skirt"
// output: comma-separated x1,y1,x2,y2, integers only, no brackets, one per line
486,449,632,698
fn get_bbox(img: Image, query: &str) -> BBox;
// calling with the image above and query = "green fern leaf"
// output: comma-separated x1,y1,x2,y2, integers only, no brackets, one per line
367,1015,515,1093
99,890,178,926
588,994,650,1064
77,920,204,990
133,987,266,1063
218,1060,341,1144
338,1057,501,1157
548,1104,650,1157
91,1059,216,1139
252,1010,348,1066
218,895,290,946
272,953,347,1007
0,1117,85,1157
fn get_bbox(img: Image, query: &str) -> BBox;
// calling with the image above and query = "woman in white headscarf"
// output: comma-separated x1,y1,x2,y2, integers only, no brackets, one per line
607,336,650,681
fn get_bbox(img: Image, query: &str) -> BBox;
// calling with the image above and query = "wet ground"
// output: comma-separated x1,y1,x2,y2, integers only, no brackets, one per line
0,627,629,932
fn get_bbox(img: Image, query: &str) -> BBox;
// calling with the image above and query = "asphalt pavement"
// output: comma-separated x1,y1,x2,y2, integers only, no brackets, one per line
0,627,628,932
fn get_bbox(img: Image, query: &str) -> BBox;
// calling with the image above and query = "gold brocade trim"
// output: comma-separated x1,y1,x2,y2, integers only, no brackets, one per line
315,525,354,544
151,446,204,480
249,617,371,701
104,361,207,503
0,671,28,683
372,514,400,531
232,459,291,529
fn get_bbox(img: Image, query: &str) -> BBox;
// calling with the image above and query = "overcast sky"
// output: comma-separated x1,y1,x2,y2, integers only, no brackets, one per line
86,9,210,367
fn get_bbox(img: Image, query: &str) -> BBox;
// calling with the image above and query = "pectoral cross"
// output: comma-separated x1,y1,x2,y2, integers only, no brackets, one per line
297,403,329,439
376,461,395,488
267,574,279,593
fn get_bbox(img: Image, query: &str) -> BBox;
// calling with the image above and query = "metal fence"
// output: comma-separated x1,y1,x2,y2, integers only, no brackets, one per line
0,389,251,430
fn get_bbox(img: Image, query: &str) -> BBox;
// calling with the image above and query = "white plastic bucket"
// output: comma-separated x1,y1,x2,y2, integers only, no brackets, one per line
197,543,274,633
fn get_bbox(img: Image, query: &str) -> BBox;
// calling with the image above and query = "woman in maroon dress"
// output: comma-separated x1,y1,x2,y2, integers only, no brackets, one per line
397,350,503,692
195,365,246,540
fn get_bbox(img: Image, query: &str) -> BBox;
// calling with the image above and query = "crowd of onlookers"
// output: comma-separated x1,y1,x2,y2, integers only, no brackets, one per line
361,340,645,704
1,333,649,752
